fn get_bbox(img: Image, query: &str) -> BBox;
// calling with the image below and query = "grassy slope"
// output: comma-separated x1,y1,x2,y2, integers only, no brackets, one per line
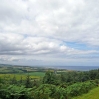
73,86,99,99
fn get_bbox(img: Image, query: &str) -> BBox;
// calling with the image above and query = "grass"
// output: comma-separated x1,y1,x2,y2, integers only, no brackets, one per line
73,86,99,99
22,72,45,77
0,72,45,80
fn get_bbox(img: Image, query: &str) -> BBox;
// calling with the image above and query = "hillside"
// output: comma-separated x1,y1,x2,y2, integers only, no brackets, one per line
0,65,53,73
73,86,99,99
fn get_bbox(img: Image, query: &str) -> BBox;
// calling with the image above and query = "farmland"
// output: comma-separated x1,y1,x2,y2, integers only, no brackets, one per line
0,64,68,80
0,65,47,73
0,72,45,80
0,65,46,81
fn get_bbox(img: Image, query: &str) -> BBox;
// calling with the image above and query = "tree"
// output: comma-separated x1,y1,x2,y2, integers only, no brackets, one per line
43,71,56,84
25,74,31,88
11,75,17,85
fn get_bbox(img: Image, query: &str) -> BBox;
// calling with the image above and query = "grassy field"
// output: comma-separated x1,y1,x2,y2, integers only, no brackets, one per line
0,72,45,80
22,72,45,77
73,86,99,99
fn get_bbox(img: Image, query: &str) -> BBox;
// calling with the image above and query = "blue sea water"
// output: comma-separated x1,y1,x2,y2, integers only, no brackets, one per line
51,66,99,71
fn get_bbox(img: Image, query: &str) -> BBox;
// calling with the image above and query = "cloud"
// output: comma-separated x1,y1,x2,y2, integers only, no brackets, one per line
0,0,99,66
0,33,98,57
0,33,74,55
0,0,99,46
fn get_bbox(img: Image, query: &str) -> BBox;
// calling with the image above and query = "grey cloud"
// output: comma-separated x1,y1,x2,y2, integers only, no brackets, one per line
0,33,75,55
0,33,97,57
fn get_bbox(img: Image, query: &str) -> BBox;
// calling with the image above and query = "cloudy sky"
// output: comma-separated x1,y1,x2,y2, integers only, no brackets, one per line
0,0,99,66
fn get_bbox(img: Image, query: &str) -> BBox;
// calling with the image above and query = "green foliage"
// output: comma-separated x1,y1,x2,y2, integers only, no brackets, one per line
32,84,51,99
66,81,97,97
43,71,54,84
43,71,60,85
0,84,32,99
31,84,69,99
52,87,69,99
25,74,32,88
11,75,17,84
60,69,99,83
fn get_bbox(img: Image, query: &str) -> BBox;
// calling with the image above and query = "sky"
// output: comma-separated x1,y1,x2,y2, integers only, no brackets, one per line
0,0,99,66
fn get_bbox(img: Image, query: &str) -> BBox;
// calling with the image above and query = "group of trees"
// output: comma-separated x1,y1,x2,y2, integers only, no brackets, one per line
0,69,99,99
43,69,99,85
60,69,99,83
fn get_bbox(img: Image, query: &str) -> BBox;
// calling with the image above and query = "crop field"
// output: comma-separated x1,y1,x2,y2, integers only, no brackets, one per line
22,72,45,77
0,72,45,80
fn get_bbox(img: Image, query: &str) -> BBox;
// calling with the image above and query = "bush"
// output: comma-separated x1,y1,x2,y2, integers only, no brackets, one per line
66,81,97,97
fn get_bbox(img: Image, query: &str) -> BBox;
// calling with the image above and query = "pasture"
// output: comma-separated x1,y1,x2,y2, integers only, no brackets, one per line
0,72,45,80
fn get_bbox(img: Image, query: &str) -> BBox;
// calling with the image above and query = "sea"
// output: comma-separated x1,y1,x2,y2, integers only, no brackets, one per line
49,66,99,71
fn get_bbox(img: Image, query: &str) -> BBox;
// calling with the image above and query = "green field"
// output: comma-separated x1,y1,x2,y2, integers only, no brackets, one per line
0,72,45,80
22,72,45,77
73,86,99,99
